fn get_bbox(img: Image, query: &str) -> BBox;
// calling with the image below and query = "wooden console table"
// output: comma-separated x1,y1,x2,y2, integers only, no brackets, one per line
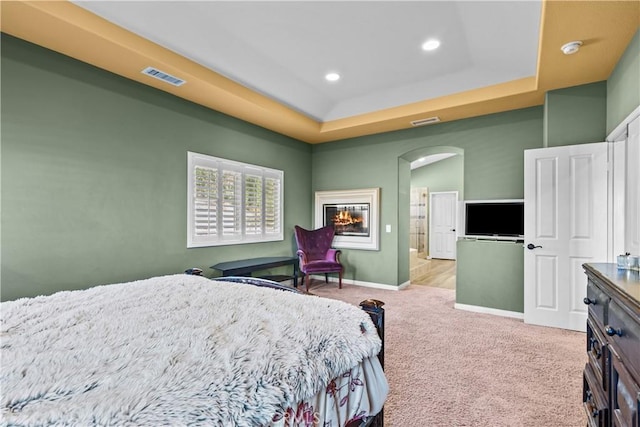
210,256,299,288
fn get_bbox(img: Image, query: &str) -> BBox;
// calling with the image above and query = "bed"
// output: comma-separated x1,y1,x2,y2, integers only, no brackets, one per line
1,274,388,426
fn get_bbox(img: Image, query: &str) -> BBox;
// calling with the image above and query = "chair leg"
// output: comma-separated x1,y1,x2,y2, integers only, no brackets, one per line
324,273,329,283
339,271,342,289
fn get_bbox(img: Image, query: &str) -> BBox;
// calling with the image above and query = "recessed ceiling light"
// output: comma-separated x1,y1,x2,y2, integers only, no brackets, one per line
421,39,440,51
325,72,341,82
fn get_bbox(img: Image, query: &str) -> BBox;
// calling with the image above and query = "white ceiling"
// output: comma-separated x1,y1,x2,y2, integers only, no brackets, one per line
72,1,542,123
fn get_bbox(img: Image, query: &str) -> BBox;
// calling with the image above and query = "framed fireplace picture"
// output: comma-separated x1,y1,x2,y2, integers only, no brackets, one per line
314,188,380,250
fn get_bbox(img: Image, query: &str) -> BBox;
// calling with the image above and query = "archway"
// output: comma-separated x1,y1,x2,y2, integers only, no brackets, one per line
399,146,464,288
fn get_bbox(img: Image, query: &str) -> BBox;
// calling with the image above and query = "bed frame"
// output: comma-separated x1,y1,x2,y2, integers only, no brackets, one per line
210,276,386,427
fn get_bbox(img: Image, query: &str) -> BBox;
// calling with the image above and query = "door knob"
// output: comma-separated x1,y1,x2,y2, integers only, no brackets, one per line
526,243,542,250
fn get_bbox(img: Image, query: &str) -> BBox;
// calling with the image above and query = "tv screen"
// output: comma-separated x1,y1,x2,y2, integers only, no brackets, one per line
464,201,524,238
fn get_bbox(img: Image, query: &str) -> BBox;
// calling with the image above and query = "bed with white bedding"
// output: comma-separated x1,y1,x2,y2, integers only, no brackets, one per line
0,274,387,426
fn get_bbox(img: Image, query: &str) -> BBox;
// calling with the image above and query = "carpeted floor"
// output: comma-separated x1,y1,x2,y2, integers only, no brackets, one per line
309,281,587,427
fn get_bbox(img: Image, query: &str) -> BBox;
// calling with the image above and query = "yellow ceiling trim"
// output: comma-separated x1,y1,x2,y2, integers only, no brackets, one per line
1,0,638,144
1,1,321,141
320,77,538,133
536,0,639,91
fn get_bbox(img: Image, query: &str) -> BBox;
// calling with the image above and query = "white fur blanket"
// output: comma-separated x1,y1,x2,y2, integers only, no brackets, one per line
1,274,382,426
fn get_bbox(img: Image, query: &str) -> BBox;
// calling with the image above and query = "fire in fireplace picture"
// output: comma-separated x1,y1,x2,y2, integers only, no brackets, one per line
324,203,370,237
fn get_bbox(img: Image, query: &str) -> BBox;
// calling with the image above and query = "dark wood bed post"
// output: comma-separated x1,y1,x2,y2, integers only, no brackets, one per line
359,299,385,427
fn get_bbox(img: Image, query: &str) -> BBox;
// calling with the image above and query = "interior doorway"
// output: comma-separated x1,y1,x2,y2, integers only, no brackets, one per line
405,147,464,289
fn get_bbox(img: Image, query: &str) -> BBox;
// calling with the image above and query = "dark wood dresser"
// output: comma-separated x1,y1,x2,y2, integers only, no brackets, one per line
583,263,640,427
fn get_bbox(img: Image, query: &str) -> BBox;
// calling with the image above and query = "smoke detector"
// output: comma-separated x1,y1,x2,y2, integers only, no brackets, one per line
560,41,583,55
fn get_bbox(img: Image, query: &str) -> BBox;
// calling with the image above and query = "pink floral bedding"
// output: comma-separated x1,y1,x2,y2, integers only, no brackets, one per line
270,356,388,427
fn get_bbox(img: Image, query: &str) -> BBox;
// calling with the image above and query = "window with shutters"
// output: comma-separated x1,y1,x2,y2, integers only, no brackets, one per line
187,152,283,247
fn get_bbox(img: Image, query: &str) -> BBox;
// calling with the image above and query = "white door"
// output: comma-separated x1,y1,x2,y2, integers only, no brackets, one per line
626,116,640,256
524,142,608,331
429,191,458,259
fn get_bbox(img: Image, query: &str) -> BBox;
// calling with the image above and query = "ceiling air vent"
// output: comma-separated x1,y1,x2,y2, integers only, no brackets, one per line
410,116,441,127
141,67,186,86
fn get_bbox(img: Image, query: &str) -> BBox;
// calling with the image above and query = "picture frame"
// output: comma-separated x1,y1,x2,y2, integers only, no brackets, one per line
314,188,380,251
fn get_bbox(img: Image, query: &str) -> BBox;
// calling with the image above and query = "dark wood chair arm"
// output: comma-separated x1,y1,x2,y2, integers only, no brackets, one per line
296,249,309,264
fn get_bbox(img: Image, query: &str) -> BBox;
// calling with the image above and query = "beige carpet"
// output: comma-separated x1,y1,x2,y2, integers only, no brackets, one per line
309,281,587,427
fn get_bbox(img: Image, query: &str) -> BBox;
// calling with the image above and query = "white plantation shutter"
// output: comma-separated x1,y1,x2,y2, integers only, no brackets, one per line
244,174,263,235
221,170,242,237
194,166,218,236
187,152,284,247
264,176,281,235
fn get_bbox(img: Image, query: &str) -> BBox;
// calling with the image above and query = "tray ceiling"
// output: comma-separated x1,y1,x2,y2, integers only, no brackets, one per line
2,1,639,143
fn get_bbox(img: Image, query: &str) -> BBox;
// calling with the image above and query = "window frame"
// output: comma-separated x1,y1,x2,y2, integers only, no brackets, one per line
187,151,284,248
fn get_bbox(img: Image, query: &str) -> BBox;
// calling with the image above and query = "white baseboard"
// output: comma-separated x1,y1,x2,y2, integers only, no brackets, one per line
309,275,403,291
398,280,411,290
454,303,524,320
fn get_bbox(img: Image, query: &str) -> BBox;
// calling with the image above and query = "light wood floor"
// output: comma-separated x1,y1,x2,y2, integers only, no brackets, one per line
410,257,456,289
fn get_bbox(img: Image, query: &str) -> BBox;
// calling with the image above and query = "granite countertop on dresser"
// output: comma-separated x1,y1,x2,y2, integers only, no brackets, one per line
584,263,640,306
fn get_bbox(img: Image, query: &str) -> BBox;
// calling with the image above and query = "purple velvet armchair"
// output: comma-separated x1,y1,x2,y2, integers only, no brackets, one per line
294,225,343,292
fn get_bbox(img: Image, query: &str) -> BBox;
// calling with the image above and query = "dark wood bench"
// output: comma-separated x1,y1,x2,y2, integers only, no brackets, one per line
210,256,300,287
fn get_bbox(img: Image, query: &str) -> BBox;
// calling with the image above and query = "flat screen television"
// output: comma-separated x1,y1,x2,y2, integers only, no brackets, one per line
463,200,524,240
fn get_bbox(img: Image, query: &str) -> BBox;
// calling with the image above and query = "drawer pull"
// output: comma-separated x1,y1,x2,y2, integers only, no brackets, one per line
588,338,601,358
605,325,623,337
583,297,596,305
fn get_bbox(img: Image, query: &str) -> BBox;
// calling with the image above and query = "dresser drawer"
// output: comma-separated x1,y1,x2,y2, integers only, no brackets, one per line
587,318,609,391
584,363,610,427
607,301,640,378
586,279,610,327
611,354,639,427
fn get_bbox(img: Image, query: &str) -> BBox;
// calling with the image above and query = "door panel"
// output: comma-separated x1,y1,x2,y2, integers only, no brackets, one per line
524,142,608,331
535,157,558,239
535,255,557,309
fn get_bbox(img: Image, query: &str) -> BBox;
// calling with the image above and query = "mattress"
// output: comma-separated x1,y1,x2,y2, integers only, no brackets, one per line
1,274,388,426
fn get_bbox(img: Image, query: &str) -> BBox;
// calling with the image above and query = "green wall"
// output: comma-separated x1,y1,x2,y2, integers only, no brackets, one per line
398,159,411,285
544,81,607,147
311,107,543,291
3,28,638,311
607,29,640,134
456,240,524,312
410,154,464,195
1,35,312,301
